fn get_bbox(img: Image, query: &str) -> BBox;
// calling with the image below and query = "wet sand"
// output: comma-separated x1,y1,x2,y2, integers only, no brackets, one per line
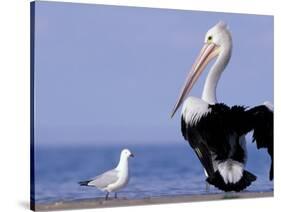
34,191,273,211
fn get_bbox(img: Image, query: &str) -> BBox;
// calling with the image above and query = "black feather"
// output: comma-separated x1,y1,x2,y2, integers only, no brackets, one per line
181,102,273,192
247,105,273,180
79,180,91,186
207,170,256,192
182,116,214,176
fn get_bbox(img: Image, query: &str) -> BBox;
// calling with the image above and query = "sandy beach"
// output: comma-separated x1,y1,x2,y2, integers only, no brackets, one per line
34,191,273,211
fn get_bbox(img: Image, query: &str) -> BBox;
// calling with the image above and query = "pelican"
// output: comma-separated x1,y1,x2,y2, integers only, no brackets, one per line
171,21,273,192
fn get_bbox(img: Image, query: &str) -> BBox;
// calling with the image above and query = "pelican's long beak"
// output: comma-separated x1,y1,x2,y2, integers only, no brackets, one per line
170,42,220,118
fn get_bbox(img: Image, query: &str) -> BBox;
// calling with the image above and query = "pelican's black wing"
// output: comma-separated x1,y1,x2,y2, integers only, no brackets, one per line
245,105,274,180
181,103,233,177
180,102,273,192
226,104,273,180
181,116,215,177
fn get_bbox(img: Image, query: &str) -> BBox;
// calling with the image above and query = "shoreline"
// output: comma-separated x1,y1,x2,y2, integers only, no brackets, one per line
35,191,273,211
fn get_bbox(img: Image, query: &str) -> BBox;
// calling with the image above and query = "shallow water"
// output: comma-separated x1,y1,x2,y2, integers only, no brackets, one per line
34,142,273,204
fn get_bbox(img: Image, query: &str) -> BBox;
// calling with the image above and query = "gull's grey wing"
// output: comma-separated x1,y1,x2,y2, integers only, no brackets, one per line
87,169,119,188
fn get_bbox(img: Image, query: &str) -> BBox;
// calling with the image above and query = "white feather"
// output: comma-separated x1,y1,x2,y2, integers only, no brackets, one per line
218,159,244,184
263,101,274,111
181,97,211,126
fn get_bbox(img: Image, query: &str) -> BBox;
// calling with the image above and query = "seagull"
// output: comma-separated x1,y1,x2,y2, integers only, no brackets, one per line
79,149,134,200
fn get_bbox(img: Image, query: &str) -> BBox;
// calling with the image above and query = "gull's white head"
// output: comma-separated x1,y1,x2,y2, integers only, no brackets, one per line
171,21,232,117
121,149,134,159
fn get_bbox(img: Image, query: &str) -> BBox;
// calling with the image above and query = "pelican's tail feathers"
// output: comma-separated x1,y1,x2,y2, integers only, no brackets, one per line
206,169,256,192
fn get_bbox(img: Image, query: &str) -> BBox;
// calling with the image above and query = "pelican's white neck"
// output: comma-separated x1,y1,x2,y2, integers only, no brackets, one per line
202,45,232,104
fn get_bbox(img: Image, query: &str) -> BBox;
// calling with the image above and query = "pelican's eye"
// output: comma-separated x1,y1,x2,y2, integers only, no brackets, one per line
207,36,213,43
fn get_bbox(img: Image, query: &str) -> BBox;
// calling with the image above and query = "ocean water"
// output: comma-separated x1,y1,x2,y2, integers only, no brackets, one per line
34,142,273,204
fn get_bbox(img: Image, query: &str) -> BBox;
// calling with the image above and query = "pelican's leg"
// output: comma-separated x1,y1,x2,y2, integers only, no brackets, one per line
105,192,109,200
205,182,210,192
204,169,210,192
114,192,117,199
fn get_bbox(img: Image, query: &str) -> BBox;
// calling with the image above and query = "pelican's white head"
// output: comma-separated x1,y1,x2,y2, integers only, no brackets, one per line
204,21,232,53
120,149,134,159
171,21,232,117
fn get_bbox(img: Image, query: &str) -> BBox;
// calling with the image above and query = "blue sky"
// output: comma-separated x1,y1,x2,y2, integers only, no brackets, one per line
34,1,273,145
